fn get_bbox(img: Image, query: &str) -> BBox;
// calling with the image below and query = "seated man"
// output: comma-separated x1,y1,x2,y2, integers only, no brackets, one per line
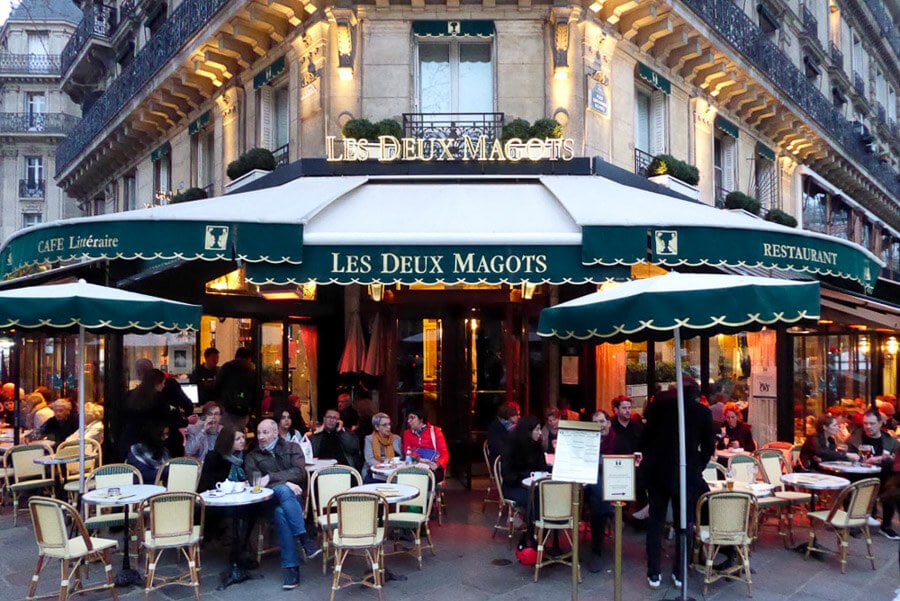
311,408,362,470
30,398,78,447
848,409,900,540
244,419,321,590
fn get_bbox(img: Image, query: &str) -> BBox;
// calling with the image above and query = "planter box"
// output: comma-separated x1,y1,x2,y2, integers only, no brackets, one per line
225,169,271,194
649,174,700,201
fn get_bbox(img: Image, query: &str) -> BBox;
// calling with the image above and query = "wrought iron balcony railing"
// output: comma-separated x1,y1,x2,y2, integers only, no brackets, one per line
0,53,60,75
402,113,505,158
272,143,289,168
862,0,900,64
829,43,843,69
853,72,866,97
57,0,231,175
634,148,653,177
715,185,730,209
877,101,886,124
801,5,818,44
0,112,80,134
201,182,214,197
61,3,116,77
19,179,45,199
681,0,900,203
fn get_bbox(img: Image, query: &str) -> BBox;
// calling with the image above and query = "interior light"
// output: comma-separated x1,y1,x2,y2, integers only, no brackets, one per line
521,282,537,299
338,66,353,80
368,283,384,302
886,337,899,356
261,291,301,301
859,335,870,355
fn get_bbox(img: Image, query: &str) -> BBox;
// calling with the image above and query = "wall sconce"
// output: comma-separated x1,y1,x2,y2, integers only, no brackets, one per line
300,282,317,301
886,336,899,357
551,10,570,80
208,318,217,334
368,283,384,302
859,335,870,355
335,14,355,80
522,282,537,300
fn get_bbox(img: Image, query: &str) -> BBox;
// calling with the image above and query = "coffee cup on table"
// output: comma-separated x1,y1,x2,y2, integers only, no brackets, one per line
216,480,235,494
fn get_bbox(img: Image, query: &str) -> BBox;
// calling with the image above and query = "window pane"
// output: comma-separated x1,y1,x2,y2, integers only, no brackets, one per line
419,44,450,113
458,43,492,112
634,89,651,152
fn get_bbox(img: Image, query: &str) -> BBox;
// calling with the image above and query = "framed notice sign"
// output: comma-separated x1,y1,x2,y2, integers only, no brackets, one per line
602,455,636,502
552,421,601,484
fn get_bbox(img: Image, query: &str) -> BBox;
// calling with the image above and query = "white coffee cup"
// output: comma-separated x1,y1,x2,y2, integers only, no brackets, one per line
232,481,246,493
530,471,549,480
216,480,235,493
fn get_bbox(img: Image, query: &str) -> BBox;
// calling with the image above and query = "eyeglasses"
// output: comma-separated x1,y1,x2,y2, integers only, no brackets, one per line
280,415,291,420
379,422,392,428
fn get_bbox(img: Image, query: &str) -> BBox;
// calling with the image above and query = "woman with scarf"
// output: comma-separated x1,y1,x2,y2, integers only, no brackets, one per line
198,427,259,574
363,412,403,483
126,421,171,485
487,401,520,470
500,415,549,547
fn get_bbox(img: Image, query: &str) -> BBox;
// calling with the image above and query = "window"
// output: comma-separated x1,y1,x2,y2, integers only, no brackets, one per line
802,180,827,234
123,174,137,211
754,155,776,210
153,154,171,202
22,212,42,228
417,39,493,113
258,84,289,165
193,128,214,192
634,85,667,156
757,2,779,39
25,156,43,187
27,32,48,71
829,198,850,240
26,92,45,130
92,197,106,216
713,132,736,206
889,87,897,124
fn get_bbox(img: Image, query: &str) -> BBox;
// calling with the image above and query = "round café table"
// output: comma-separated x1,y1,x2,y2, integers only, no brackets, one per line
707,480,775,497
817,461,881,477
34,452,97,501
781,472,850,513
369,460,431,481
82,484,165,587
200,486,274,589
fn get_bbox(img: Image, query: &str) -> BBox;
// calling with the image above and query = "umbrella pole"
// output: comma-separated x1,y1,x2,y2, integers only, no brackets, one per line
78,326,86,499
675,327,688,601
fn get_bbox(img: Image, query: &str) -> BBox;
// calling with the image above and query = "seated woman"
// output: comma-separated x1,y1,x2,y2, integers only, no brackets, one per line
126,421,171,485
799,413,859,471
198,428,258,571
363,412,402,483
275,405,306,447
64,402,104,444
717,402,756,452
500,415,549,547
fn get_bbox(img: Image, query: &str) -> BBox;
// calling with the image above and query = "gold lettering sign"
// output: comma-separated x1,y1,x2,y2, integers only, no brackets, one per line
325,135,576,162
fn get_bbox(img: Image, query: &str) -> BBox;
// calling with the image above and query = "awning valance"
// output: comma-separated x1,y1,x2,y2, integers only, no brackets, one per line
637,62,671,94
715,115,740,139
188,111,210,135
253,56,286,89
756,142,776,161
150,142,171,162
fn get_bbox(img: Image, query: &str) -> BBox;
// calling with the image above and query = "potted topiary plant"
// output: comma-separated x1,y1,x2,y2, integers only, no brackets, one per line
342,118,377,140
647,153,700,200
764,208,798,228
225,147,277,193
529,118,563,139
724,191,761,215
169,187,209,203
500,118,532,143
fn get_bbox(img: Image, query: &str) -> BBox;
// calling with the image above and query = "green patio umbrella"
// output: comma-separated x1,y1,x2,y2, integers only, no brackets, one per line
0,280,202,496
537,272,820,600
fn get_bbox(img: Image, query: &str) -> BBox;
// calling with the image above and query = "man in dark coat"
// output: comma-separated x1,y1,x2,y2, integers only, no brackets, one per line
190,347,220,405
214,347,259,430
639,383,715,589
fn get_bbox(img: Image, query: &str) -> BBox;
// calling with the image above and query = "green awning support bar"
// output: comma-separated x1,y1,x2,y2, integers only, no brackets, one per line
756,142,776,161
253,55,286,89
715,115,740,139
150,141,171,162
188,111,211,136
412,21,495,37
637,62,671,94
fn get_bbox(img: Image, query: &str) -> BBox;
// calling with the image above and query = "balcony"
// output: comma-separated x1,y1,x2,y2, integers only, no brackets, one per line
0,113,80,134
272,144,289,168
19,179,45,200
853,71,866,97
634,148,653,177
877,102,886,124
715,185,730,209
60,3,116,95
829,43,843,70
800,5,819,45
402,113,504,155
0,53,60,76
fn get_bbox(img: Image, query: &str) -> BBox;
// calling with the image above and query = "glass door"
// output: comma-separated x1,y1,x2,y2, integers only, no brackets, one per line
396,318,442,425
289,324,318,426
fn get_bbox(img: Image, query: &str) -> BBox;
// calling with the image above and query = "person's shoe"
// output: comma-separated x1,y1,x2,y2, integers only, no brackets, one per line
671,573,682,588
282,567,300,590
587,551,603,574
879,526,900,540
867,516,881,527
299,533,322,560
647,574,661,589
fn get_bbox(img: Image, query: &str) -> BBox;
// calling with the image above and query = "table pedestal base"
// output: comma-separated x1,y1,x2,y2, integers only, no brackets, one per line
114,567,144,587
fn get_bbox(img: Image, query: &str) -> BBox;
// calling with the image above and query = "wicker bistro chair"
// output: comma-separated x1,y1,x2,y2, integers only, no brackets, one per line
481,440,500,512
5,442,54,526
311,465,362,574
755,449,814,545
386,466,436,568
726,454,760,484
702,461,727,485
83,464,143,561
138,491,205,601
491,456,524,547
805,477,880,573
695,490,758,596
27,496,119,601
328,491,389,601
154,457,201,492
531,478,582,583
56,439,101,503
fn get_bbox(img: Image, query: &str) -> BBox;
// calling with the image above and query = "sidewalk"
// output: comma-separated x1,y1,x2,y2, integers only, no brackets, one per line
2,481,898,601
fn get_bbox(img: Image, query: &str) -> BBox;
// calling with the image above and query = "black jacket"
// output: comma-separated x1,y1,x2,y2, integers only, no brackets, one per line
640,390,716,488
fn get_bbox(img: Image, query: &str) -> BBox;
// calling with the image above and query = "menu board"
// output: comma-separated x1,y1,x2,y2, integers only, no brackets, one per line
602,455,636,502
552,420,601,484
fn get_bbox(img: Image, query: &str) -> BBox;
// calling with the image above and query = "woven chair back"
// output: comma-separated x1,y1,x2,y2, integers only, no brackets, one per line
332,492,383,546
707,491,754,545
92,463,142,489
11,444,51,482
313,466,360,517
538,480,576,521
159,458,201,492
388,466,434,514
30,496,71,554
147,492,197,542
727,455,758,483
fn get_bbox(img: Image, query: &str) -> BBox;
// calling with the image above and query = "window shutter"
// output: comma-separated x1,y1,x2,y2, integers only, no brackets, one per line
259,86,273,150
275,87,289,149
722,138,736,192
650,90,667,155
635,90,650,153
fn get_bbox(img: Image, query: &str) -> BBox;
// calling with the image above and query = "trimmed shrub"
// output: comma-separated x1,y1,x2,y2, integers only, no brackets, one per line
374,118,403,139
169,187,209,204
724,191,761,215
342,118,377,139
647,153,700,185
500,118,532,142
226,147,277,180
530,118,563,139
764,208,798,228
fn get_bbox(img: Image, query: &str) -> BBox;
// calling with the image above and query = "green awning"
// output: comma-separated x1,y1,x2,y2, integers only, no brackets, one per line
637,62,671,94
756,142,776,161
150,142,171,162
246,245,628,286
188,111,210,135
412,21,495,37
715,115,740,139
253,56,286,89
